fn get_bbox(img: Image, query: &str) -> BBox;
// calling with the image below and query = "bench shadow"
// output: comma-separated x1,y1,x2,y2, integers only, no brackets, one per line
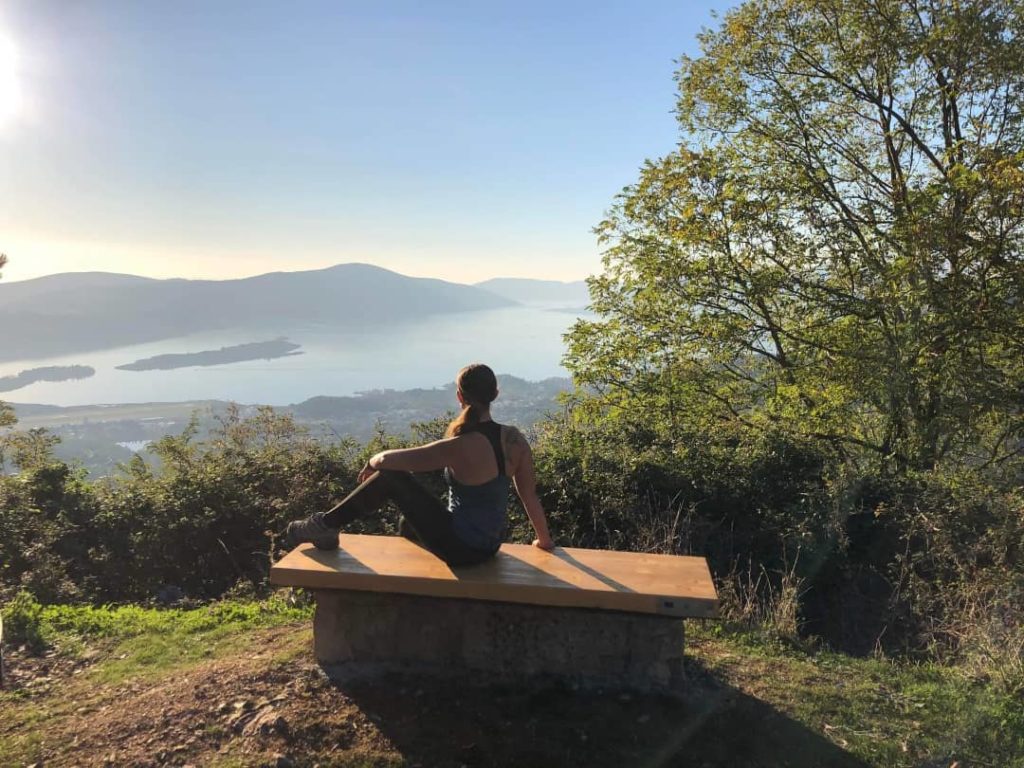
295,545,379,575
549,548,635,592
293,543,586,592
331,656,870,768
449,546,632,596
293,543,588,591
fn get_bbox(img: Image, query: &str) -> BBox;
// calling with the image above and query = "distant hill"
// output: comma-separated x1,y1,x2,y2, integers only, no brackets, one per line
0,264,516,362
474,278,590,307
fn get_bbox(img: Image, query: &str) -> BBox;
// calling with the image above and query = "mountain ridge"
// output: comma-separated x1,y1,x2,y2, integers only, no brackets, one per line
0,263,518,362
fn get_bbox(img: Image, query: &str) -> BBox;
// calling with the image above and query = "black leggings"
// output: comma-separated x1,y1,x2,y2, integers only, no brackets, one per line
321,470,498,567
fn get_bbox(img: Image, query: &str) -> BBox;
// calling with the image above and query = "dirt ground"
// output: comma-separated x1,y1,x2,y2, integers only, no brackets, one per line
0,624,867,768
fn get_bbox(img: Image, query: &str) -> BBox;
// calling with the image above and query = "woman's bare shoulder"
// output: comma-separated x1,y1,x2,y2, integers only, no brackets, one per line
501,425,531,455
506,423,529,440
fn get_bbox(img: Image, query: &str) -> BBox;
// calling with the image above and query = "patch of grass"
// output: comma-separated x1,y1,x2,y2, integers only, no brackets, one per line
206,758,249,768
0,727,45,767
0,696,53,767
2,592,312,664
40,596,312,641
1,602,313,767
688,622,1024,767
88,622,311,688
72,599,312,687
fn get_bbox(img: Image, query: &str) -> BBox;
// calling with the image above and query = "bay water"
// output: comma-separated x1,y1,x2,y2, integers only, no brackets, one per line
1,305,587,407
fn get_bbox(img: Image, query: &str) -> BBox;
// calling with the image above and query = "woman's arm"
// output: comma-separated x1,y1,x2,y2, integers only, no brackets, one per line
365,438,458,475
508,429,554,550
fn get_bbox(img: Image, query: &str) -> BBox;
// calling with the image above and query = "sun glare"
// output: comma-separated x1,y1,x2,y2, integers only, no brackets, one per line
0,34,21,127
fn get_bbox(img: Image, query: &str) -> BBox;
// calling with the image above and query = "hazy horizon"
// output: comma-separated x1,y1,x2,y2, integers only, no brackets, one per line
0,260,590,286
0,1,733,285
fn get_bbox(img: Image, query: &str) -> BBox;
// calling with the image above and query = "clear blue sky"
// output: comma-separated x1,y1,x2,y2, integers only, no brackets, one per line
0,1,733,283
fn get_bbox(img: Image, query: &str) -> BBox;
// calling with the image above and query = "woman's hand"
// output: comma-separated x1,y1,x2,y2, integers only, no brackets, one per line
532,537,555,551
357,453,385,483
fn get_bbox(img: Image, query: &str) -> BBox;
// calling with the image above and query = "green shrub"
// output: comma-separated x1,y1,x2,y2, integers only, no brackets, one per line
0,407,367,604
2,591,49,654
530,407,1024,663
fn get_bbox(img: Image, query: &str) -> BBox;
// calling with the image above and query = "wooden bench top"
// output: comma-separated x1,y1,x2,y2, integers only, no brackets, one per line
271,534,718,618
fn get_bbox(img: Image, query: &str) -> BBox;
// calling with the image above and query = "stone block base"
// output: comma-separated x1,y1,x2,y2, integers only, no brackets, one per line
313,590,685,694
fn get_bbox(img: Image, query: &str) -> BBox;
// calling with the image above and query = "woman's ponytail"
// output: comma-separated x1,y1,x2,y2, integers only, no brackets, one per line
445,363,498,438
446,402,480,437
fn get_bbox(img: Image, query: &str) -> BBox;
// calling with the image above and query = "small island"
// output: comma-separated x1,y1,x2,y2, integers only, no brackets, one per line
0,365,96,393
116,339,303,372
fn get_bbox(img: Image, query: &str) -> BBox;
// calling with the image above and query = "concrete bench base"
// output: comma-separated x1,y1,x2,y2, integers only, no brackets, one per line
313,589,686,695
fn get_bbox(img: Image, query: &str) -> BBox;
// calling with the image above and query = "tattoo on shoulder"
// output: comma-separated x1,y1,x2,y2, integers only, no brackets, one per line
507,428,528,448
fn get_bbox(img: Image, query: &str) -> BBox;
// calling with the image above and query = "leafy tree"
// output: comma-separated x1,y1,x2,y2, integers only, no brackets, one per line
567,0,1024,473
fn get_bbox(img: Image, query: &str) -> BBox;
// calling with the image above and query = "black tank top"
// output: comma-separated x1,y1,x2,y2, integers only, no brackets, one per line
447,420,509,550
465,420,506,477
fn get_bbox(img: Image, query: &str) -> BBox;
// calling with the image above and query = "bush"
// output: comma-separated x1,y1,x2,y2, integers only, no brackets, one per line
0,407,368,604
2,591,49,654
0,406,450,605
530,407,1024,663
886,471,1024,675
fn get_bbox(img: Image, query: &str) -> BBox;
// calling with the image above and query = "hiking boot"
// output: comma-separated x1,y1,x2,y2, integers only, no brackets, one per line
285,512,340,550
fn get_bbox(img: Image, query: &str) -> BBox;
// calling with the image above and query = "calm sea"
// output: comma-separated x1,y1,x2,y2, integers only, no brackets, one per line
1,305,587,407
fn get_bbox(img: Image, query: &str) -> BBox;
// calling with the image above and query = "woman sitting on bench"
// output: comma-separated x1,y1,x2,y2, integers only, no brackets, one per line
285,363,554,565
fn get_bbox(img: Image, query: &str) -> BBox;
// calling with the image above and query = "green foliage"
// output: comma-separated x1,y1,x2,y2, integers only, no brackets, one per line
87,405,367,600
0,459,94,602
529,404,1024,659
529,408,834,560
554,0,1024,664
0,403,458,605
0,405,368,603
2,591,49,653
567,0,1024,475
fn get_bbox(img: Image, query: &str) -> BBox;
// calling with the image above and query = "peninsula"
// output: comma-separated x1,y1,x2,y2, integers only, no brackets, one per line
116,339,303,371
0,365,96,393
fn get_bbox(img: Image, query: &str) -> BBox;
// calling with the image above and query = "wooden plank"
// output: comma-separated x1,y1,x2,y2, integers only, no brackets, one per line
271,534,718,618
